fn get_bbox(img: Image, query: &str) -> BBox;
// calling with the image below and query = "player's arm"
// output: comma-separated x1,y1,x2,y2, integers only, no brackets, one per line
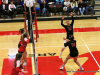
70,13,74,26
25,33,30,43
61,16,66,28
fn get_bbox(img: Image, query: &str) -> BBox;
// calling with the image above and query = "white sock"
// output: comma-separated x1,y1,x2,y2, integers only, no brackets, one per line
60,51,62,54
62,64,65,67
80,66,82,68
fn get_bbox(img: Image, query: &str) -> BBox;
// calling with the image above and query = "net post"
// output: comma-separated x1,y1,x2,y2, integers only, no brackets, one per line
34,11,38,42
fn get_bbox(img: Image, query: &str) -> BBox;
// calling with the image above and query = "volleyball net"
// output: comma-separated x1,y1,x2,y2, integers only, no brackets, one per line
24,7,39,75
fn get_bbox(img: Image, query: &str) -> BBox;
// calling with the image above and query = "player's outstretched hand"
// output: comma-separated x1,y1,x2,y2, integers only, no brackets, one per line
69,13,73,16
62,16,64,20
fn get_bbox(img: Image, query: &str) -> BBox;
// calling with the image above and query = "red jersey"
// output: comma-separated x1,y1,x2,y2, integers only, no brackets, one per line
18,34,23,45
18,37,30,52
11,60,23,75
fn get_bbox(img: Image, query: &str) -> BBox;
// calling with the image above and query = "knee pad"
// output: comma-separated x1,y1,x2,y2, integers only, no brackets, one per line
64,40,66,43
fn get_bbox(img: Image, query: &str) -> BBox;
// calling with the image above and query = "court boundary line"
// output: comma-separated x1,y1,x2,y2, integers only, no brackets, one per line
81,37,100,68
65,65,76,71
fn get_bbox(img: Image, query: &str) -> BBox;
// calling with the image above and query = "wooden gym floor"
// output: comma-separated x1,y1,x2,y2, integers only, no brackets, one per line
0,19,100,75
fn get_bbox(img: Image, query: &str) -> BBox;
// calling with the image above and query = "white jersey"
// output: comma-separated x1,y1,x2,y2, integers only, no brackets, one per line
24,0,35,7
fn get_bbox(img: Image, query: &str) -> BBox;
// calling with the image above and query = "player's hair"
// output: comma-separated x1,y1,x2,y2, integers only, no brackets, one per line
19,28,25,34
21,32,28,43
69,35,74,41
14,53,22,63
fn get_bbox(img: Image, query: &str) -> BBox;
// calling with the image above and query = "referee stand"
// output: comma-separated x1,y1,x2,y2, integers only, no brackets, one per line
24,10,39,42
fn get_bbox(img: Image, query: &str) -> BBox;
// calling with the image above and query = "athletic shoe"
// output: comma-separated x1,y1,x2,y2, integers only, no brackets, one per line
60,66,64,70
79,67,84,71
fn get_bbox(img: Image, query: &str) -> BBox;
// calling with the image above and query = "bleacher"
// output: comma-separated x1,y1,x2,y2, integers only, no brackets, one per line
0,0,100,22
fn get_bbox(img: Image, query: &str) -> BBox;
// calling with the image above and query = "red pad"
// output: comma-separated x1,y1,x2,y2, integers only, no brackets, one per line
1,58,32,75
38,56,67,75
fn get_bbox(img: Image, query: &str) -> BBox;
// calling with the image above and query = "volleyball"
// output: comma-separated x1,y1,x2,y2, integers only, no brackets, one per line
63,7,67,11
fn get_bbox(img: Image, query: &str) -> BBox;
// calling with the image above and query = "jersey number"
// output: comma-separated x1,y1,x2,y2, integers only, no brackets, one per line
71,43,75,47
67,26,72,31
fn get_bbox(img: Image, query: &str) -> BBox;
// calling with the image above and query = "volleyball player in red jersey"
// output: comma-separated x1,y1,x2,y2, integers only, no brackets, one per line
11,53,28,75
18,28,25,48
18,32,30,66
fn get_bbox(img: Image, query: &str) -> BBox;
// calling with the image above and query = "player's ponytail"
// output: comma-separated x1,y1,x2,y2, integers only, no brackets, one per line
69,35,74,41
21,32,28,43
14,53,22,63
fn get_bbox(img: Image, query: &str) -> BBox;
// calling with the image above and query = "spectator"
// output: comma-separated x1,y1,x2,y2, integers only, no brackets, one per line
19,0,24,10
47,0,55,16
0,0,8,18
56,0,64,4
71,0,78,14
35,1,41,16
2,0,8,4
40,1,48,17
86,0,95,15
63,0,71,15
19,0,24,5
78,0,85,16
9,1,16,19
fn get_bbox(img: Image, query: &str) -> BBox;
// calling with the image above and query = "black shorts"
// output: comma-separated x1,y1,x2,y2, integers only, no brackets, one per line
69,52,79,57
64,43,68,47
18,51,24,54
18,44,21,48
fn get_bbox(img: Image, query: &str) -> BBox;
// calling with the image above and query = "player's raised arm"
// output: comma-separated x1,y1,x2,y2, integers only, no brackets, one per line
69,13,74,26
61,16,66,28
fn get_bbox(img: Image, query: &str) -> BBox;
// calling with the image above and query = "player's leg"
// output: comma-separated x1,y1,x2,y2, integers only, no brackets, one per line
59,38,69,58
60,55,71,70
73,56,84,70
59,46,66,58
23,51,27,66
